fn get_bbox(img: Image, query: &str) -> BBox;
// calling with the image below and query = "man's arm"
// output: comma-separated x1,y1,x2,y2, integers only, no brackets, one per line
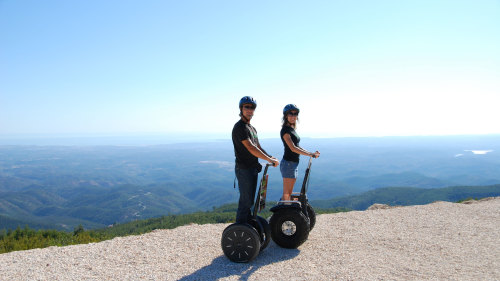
256,143,272,158
242,139,279,165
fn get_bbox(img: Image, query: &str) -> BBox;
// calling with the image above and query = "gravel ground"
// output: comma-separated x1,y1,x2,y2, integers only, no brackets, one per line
1,197,499,280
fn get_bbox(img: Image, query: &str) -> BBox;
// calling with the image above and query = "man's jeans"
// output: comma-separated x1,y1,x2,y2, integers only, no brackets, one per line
235,167,259,223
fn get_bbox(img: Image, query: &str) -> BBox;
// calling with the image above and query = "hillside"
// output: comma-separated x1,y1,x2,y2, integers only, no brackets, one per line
1,135,499,230
1,198,499,280
2,183,499,231
312,184,500,210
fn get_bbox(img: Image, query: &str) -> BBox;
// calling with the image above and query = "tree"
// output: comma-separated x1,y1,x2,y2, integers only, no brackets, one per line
73,225,84,236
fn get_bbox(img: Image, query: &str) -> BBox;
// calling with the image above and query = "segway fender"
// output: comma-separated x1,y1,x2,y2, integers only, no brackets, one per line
270,202,301,213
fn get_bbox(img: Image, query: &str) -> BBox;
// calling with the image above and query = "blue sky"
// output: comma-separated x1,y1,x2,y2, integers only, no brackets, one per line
1,0,499,141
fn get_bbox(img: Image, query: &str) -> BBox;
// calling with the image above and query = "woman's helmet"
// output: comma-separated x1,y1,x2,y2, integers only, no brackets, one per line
239,96,257,108
283,104,300,114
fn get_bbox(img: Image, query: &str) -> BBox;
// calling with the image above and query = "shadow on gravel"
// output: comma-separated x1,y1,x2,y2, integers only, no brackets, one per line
178,242,300,281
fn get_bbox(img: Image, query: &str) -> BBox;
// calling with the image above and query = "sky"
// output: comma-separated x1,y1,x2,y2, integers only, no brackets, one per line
1,0,499,143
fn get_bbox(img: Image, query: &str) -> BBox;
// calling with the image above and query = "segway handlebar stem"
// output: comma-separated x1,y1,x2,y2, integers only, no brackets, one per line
262,162,275,175
300,157,314,197
252,162,274,216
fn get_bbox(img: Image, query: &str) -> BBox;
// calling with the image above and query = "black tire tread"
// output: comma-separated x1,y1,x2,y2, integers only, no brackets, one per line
256,216,271,250
306,203,316,231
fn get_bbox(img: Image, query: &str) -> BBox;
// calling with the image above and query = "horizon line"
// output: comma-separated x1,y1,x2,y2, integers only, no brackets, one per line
1,132,500,146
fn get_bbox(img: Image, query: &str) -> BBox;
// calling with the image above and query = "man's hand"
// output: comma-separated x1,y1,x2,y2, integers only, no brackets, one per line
269,157,279,167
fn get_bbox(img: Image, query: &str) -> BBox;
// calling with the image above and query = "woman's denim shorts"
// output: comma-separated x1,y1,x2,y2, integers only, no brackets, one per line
280,159,299,179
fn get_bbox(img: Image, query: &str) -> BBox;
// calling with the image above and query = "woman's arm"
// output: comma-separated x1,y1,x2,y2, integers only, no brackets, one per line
283,133,319,157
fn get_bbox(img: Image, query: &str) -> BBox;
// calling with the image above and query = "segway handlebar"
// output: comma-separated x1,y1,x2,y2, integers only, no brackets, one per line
262,162,274,175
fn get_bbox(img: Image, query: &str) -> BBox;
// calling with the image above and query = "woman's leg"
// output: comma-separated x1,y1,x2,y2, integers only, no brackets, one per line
282,177,296,201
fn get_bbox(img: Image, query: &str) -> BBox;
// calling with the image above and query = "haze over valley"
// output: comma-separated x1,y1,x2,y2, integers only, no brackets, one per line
1,135,499,230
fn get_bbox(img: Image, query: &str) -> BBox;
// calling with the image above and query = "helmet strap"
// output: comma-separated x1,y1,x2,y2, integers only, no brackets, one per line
240,110,250,123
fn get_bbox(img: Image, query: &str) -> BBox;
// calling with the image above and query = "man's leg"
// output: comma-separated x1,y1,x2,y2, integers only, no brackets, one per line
235,167,258,223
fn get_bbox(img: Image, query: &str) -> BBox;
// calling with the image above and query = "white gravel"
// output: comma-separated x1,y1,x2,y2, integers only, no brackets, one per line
1,197,499,280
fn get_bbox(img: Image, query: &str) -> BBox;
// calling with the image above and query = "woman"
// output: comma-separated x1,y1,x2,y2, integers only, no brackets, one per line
280,104,320,201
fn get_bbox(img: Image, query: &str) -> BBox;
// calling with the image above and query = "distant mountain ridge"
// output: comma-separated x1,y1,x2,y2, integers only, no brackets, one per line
2,183,500,231
1,135,500,230
0,184,203,230
312,184,500,210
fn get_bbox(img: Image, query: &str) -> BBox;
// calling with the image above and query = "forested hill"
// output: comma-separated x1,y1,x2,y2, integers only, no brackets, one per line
312,184,500,210
2,184,499,232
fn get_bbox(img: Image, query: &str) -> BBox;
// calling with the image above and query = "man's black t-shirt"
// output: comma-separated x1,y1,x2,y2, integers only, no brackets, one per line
280,125,300,162
232,119,261,169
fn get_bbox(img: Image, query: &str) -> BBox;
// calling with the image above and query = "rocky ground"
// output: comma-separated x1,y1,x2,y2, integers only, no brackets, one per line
1,197,499,280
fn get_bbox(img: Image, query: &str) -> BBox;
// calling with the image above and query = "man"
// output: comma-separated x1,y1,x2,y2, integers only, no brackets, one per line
232,96,279,224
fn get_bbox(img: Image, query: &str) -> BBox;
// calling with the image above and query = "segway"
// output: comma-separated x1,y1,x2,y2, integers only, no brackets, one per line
221,163,273,263
269,156,316,249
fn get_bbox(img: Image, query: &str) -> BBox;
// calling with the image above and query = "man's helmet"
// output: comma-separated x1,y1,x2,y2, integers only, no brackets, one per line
283,104,300,114
239,96,257,108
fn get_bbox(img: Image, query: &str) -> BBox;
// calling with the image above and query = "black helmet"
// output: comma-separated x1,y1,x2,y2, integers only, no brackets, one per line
239,96,257,108
283,104,300,114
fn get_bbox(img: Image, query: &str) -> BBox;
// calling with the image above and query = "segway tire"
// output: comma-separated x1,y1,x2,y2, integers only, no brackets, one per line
256,216,271,250
305,203,316,231
221,223,261,263
270,209,310,249
248,216,270,251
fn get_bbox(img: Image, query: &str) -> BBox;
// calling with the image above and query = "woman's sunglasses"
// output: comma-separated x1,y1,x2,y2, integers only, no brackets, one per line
288,112,299,116
243,105,256,110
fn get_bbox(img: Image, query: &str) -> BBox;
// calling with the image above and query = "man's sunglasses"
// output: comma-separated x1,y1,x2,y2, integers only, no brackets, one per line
243,105,256,110
288,112,299,116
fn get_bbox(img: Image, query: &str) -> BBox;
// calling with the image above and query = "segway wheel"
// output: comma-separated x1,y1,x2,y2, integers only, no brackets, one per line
221,223,261,263
305,203,316,231
270,209,310,249
256,216,271,250
248,216,271,251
